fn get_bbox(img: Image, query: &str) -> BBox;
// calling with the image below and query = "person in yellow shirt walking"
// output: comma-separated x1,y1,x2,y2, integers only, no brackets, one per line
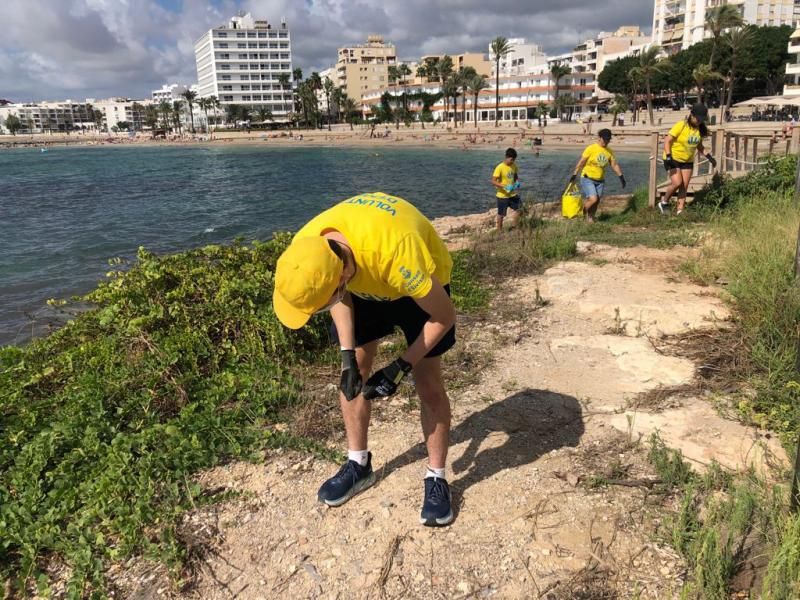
569,129,626,223
659,104,717,215
272,192,457,526
491,147,521,231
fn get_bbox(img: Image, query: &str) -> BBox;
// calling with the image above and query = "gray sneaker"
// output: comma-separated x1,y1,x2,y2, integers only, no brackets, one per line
658,201,670,215
317,453,376,507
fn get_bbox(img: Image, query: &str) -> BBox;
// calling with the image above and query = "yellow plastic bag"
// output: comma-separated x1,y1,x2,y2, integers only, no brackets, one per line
561,182,583,219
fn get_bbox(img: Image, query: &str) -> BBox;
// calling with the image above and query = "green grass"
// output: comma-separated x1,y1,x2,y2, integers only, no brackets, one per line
449,249,490,313
0,236,335,597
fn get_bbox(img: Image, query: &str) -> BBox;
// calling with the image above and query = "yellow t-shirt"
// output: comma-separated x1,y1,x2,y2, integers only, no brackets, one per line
580,143,615,181
493,162,519,198
664,120,702,162
294,192,452,302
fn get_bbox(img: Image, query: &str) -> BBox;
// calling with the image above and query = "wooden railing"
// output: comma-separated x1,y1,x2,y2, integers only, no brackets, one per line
647,127,800,207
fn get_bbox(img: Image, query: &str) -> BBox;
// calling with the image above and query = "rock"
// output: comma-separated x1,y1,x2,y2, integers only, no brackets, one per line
541,548,551,556
566,472,580,487
660,566,671,576
457,581,471,593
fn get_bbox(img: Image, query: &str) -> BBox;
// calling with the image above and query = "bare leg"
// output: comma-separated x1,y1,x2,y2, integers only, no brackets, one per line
676,169,692,212
496,214,504,231
339,341,378,451
583,195,599,221
588,196,601,220
413,357,451,470
661,168,684,207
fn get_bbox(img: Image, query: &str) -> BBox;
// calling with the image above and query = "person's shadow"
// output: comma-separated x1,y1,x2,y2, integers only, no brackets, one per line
377,389,584,518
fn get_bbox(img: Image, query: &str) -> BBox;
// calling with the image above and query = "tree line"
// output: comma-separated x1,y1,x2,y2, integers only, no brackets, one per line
597,7,792,126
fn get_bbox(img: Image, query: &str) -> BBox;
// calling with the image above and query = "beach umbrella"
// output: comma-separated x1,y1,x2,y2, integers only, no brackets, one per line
733,96,776,107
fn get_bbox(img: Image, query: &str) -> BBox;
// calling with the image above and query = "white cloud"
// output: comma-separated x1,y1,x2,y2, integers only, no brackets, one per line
0,0,652,101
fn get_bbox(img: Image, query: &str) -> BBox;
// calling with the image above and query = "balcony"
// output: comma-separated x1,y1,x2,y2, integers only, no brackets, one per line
787,62,800,75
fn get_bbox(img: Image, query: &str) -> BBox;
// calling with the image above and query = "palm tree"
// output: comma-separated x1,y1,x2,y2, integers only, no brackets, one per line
628,45,668,126
490,36,512,127
437,56,455,124
332,86,345,123
208,96,220,134
610,94,629,126
323,78,335,131
131,102,144,131
466,73,490,126
255,106,273,126
705,4,744,70
442,77,459,128
277,72,291,116
197,97,210,133
143,105,159,137
692,64,723,104
388,65,400,87
399,63,412,87
723,26,755,120
180,89,198,132
458,66,477,126
340,96,357,130
549,62,571,104
158,100,172,132
171,100,184,135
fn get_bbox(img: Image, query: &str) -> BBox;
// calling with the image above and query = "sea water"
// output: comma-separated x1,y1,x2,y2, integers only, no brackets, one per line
0,144,649,345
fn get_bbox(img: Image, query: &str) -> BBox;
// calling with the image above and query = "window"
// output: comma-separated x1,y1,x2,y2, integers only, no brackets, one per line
242,95,251,101
222,85,233,91
240,64,249,70
217,32,227,38
259,43,268,48
247,32,256,38
252,95,262,101
280,53,289,59
238,43,246,48
269,32,277,38
220,53,230,59
240,74,249,80
221,65,230,70
217,43,228,48
241,85,250,90
281,63,289,70
279,43,288,49
239,53,247,59
221,75,231,81
279,32,288,38
236,32,245,38
258,32,267,38
223,95,233,101
249,43,257,48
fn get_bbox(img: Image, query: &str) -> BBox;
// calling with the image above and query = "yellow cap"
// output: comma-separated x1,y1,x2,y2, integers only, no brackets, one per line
273,236,343,329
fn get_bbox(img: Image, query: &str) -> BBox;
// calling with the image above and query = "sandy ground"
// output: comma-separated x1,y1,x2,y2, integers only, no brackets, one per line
2,117,792,155
108,226,785,600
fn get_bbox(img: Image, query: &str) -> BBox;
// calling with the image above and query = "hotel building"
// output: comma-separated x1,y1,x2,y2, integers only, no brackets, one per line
785,26,800,95
653,0,800,54
0,101,96,134
335,36,397,102
194,11,293,120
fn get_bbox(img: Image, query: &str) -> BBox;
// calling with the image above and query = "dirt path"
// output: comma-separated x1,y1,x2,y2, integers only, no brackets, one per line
126,241,786,600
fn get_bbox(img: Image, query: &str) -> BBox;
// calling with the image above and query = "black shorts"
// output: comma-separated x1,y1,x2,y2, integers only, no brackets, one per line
331,285,456,358
664,160,694,172
497,195,521,216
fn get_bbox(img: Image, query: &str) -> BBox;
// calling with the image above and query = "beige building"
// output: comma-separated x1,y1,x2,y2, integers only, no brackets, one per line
336,35,397,101
653,0,800,54
420,52,492,79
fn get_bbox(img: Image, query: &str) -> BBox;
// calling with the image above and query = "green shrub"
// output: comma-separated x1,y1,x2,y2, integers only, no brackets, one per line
0,237,333,596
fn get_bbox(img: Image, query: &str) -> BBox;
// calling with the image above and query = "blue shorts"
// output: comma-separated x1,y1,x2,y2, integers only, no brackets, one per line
580,176,604,199
497,195,521,216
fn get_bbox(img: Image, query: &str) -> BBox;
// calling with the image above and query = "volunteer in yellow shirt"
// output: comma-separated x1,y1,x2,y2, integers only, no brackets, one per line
272,192,456,526
659,103,717,216
491,147,521,231
569,129,626,222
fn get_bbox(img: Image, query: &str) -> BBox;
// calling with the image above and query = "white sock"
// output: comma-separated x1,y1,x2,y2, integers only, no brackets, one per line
425,465,446,480
348,449,369,466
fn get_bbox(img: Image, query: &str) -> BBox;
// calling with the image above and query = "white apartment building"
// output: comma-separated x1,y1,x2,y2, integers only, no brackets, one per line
0,101,96,134
151,83,198,103
317,67,336,112
785,27,800,94
653,0,800,54
194,11,293,120
92,98,150,131
491,38,548,77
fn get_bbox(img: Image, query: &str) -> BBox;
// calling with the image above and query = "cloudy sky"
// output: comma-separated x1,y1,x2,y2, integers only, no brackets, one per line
0,0,652,102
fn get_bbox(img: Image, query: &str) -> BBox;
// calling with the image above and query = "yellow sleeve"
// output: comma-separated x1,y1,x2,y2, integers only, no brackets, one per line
668,122,684,138
386,234,437,299
581,145,593,159
492,164,503,179
608,148,616,162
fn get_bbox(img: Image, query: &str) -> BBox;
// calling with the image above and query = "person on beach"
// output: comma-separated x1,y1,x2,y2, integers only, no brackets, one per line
272,192,456,527
569,129,626,223
492,147,521,231
659,104,717,216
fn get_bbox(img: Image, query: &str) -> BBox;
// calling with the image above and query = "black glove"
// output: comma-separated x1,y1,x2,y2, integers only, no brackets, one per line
664,153,675,170
569,174,577,184
340,349,362,401
619,175,627,189
363,357,412,400
706,153,717,169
